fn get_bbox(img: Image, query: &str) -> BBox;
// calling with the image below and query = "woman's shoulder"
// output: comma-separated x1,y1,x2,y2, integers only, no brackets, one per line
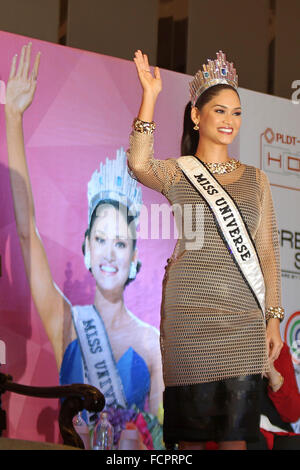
127,310,159,346
125,312,161,362
126,309,159,336
241,162,259,172
243,163,268,177
241,163,269,184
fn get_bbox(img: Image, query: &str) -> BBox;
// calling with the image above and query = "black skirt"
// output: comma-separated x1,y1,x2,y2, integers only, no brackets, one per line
163,374,262,444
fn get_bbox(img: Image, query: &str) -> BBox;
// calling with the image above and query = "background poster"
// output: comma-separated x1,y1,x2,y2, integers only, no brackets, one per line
0,30,190,444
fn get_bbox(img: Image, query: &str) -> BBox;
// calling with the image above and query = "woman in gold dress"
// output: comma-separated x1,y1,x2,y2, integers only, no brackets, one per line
127,50,284,450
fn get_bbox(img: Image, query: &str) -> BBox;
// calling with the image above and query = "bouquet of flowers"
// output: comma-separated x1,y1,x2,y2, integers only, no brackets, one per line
102,404,164,450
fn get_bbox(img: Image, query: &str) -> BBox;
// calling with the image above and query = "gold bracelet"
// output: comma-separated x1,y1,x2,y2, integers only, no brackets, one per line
133,118,156,135
265,306,285,323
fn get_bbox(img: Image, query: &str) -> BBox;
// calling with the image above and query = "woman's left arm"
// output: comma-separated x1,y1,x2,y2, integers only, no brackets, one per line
255,169,283,362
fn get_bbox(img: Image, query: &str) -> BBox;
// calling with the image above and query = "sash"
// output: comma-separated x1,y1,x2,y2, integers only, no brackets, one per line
71,305,127,409
177,156,266,317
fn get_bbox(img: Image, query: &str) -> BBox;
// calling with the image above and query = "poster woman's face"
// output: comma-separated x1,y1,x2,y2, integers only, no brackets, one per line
87,204,136,292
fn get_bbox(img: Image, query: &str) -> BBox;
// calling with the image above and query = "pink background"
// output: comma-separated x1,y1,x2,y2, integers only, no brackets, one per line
0,30,191,443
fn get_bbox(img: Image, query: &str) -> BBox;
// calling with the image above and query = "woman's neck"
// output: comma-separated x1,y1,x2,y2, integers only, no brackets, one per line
195,139,230,163
94,288,128,329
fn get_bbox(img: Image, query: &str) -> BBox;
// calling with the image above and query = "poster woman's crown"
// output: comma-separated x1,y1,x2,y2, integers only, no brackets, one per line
87,147,143,226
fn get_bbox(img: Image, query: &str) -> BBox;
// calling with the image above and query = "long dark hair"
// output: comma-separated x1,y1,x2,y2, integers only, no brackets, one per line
180,84,240,156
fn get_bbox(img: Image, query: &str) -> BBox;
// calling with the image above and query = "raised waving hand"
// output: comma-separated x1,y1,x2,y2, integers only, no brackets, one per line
133,50,161,122
134,50,162,99
6,43,40,115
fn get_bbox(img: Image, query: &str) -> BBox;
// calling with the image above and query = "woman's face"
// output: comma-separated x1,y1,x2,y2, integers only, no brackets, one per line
86,204,136,293
192,88,242,145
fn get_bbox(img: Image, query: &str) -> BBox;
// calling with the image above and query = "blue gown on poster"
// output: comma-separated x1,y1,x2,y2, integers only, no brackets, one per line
60,338,151,411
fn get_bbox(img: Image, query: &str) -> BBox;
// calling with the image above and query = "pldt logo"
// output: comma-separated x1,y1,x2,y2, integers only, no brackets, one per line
260,128,300,185
0,340,6,365
0,80,6,104
263,128,300,146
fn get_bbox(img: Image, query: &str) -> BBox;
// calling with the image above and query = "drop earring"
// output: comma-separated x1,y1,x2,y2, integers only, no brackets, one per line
128,261,137,279
193,123,199,131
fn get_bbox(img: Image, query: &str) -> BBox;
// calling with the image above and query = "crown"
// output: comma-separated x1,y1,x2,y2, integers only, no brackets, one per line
87,147,143,226
189,51,238,107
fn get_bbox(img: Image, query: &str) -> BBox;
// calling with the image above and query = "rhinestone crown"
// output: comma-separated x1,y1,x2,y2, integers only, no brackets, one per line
87,147,143,227
190,51,238,107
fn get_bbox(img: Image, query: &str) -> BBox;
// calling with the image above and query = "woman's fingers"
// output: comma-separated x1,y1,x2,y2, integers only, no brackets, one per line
22,42,32,79
134,50,146,73
133,56,142,74
154,66,161,80
274,342,283,361
12,43,38,81
16,45,26,78
9,43,40,84
134,50,152,73
9,54,18,79
270,350,278,362
133,49,162,99
31,51,41,81
268,340,282,362
143,54,151,72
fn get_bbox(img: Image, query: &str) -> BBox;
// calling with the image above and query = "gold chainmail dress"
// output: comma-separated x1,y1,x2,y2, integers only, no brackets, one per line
127,130,283,442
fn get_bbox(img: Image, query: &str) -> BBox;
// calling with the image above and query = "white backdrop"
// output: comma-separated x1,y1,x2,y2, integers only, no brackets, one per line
239,88,300,432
